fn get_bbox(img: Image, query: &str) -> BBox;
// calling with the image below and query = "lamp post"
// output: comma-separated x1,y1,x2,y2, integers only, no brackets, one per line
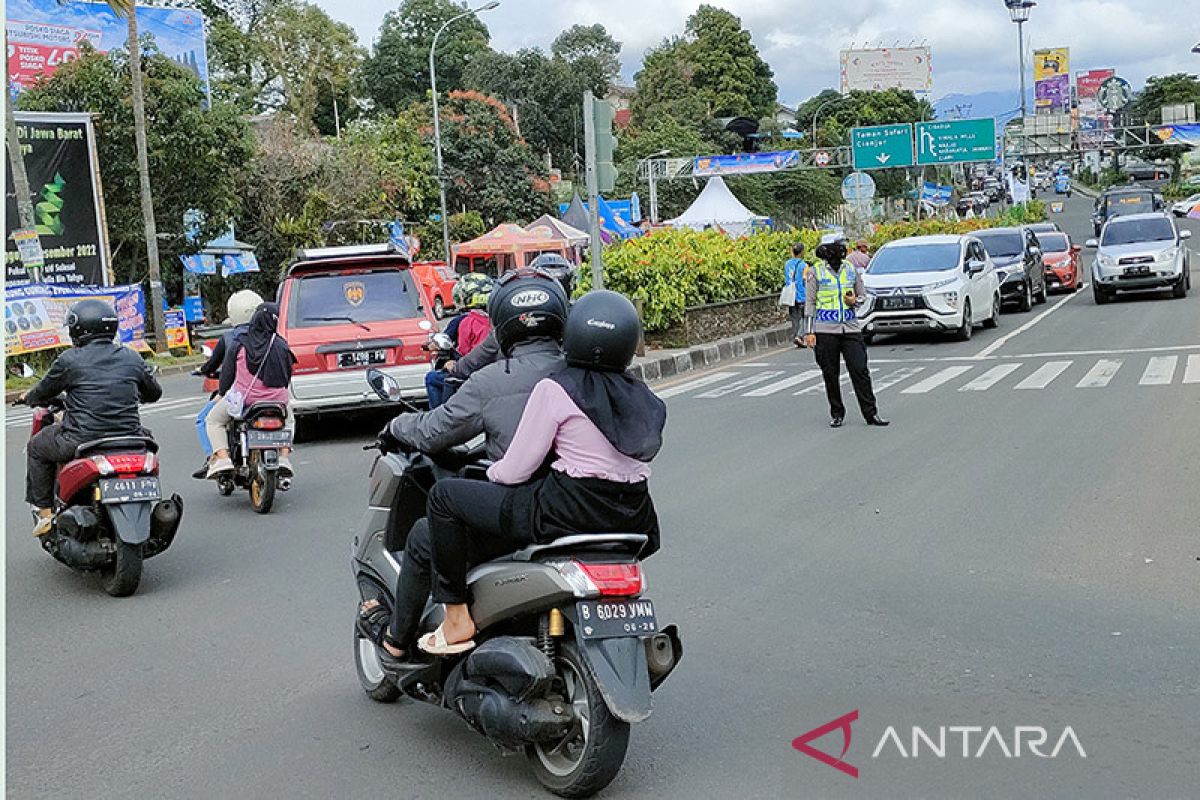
1004,1,1036,121
639,149,670,224
430,1,499,265
810,98,840,147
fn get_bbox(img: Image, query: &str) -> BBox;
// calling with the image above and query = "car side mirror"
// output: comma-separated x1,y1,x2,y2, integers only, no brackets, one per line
366,367,401,402
1180,230,1192,241
967,259,987,275
1085,239,1099,248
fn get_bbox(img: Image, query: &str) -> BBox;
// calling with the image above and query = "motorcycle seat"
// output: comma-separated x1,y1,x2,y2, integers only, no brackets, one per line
505,533,648,562
74,435,158,458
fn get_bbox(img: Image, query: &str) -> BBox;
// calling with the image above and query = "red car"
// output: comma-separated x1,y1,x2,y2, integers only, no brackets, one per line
411,260,458,319
1038,230,1083,292
277,244,438,424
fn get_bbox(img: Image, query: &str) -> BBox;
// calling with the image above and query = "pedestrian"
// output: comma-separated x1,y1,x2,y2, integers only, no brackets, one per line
780,242,808,348
803,233,889,429
848,239,871,273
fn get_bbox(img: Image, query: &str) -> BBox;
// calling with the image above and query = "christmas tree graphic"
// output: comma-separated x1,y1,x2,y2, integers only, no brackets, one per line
35,172,66,236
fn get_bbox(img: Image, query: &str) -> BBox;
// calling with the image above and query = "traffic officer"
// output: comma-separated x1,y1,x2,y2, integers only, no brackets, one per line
803,233,889,429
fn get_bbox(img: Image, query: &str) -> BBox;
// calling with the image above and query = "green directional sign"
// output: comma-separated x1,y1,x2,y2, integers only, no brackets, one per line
851,124,914,170
915,118,997,165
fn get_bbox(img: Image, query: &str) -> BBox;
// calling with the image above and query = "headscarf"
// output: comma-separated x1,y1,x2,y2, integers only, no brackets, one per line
240,302,294,388
552,366,667,462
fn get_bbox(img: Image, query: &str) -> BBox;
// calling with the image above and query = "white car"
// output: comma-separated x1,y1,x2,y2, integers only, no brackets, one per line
1086,213,1192,304
1171,193,1200,217
859,235,1002,343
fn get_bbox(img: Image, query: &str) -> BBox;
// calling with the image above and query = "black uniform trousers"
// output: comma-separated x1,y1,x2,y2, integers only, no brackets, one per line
813,332,878,420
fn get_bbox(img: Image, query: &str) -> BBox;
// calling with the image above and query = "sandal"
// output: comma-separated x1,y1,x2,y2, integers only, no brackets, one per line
418,623,476,656
357,599,406,659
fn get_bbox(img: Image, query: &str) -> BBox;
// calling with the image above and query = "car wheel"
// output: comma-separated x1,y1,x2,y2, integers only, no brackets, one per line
1093,283,1110,305
1035,274,1048,304
982,294,1000,329
1018,281,1033,312
432,296,445,320
954,301,973,341
1172,274,1188,298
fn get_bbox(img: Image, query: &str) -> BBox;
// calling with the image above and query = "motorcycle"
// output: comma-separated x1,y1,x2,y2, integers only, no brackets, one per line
351,368,682,798
17,396,184,597
214,402,292,513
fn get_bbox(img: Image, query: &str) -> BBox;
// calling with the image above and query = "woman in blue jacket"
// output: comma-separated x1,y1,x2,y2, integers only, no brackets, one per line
784,242,809,348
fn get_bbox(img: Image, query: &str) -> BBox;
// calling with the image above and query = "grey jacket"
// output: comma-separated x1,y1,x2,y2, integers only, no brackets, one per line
388,338,565,460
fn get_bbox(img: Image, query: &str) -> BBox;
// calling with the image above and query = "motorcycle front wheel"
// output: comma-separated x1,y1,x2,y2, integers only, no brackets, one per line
248,451,275,514
528,641,630,798
352,585,401,703
103,540,143,597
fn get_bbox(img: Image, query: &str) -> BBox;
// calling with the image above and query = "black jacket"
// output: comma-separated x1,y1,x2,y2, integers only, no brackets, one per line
26,341,162,441
199,324,248,378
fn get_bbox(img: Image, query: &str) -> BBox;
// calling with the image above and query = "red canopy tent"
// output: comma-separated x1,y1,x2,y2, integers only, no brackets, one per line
451,224,569,276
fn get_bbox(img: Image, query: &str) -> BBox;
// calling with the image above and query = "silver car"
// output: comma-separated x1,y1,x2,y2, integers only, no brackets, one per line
1086,213,1192,304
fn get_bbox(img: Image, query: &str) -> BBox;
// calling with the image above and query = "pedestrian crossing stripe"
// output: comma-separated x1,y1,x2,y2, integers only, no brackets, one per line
5,396,205,428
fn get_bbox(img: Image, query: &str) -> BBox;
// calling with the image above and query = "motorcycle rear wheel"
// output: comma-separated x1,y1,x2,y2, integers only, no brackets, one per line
248,452,275,514
103,540,143,597
528,642,629,798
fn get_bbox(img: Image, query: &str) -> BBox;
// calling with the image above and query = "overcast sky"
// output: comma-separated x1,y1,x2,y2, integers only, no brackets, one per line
316,0,1199,106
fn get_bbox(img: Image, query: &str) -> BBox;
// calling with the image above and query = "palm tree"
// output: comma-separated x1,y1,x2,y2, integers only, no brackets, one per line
5,30,41,281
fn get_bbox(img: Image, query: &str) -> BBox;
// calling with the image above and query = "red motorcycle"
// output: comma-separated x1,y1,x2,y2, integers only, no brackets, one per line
18,397,184,597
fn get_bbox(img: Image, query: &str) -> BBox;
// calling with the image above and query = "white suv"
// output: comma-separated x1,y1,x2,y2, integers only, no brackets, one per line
859,235,1002,343
1086,213,1192,304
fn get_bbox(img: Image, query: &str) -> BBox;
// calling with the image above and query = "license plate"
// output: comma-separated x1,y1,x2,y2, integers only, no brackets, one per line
338,349,387,369
576,599,657,639
881,297,916,310
247,429,292,448
1123,265,1151,276
98,476,160,504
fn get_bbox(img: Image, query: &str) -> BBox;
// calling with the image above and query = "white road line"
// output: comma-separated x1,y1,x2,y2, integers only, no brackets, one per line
1076,359,1122,388
901,366,973,394
738,362,773,367
971,288,1085,359
1139,355,1178,386
1014,360,1072,389
656,371,740,399
796,374,849,396
742,370,821,397
872,366,926,392
960,363,1020,391
1184,354,1200,384
696,371,785,398
872,343,1200,365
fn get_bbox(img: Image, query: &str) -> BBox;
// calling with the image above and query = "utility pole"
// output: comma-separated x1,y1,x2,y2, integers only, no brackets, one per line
583,90,603,290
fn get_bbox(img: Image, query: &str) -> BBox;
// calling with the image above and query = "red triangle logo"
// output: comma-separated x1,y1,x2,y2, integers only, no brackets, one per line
792,709,859,778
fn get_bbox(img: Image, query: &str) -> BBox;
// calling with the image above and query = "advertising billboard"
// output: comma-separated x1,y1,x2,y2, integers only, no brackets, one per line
5,112,111,287
1077,68,1115,146
694,150,801,177
5,281,146,355
1033,48,1070,112
6,0,209,98
840,47,933,93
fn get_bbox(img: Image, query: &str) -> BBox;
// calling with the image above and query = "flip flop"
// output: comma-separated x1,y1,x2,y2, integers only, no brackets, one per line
418,624,475,656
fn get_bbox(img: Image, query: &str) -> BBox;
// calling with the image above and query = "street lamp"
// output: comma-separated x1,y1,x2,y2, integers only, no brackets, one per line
638,149,670,224
810,97,840,147
430,1,500,265
1004,1,1036,121
1192,42,1200,54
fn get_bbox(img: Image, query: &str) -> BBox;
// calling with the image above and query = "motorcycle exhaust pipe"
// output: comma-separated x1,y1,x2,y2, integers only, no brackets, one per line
144,493,184,558
55,536,112,570
646,625,683,689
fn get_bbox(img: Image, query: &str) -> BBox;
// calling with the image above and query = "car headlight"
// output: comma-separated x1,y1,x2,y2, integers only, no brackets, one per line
1155,248,1176,264
1097,254,1116,269
925,277,958,292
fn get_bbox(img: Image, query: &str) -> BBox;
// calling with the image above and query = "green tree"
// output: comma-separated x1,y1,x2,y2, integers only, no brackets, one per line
361,0,492,114
19,45,252,296
630,37,707,129
1130,73,1200,124
612,118,708,220
551,24,621,97
683,5,775,120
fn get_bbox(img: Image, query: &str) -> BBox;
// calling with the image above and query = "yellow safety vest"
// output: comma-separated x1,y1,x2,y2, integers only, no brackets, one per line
813,262,858,324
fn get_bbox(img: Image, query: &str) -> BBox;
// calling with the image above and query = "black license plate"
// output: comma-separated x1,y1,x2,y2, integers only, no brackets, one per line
338,349,387,369
247,429,292,448
576,599,657,639
98,476,160,504
1123,265,1151,276
881,297,916,310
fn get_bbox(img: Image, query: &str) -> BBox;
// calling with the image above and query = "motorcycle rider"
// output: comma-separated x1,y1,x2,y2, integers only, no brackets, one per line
358,270,569,661
20,299,162,536
425,273,493,408
191,289,263,478
419,290,666,655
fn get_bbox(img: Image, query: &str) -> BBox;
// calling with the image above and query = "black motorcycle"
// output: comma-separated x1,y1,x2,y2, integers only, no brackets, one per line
214,402,292,514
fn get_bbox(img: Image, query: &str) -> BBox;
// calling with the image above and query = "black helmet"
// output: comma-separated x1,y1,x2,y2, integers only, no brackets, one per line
488,269,569,356
66,299,119,346
529,252,577,297
564,290,641,372
814,232,848,263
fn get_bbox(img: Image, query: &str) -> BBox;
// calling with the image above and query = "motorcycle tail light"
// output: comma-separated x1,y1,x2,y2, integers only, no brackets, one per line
574,561,644,597
97,453,149,474
250,416,285,430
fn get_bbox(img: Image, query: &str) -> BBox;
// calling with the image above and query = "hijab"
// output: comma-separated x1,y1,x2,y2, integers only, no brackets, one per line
552,366,667,462
240,302,295,388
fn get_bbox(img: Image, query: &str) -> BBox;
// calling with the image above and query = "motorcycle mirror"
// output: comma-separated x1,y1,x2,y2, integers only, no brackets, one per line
18,362,35,378
366,367,401,402
430,332,454,351
147,363,161,376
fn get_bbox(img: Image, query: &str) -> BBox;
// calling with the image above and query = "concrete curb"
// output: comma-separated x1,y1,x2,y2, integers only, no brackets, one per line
630,325,791,384
1073,184,1100,199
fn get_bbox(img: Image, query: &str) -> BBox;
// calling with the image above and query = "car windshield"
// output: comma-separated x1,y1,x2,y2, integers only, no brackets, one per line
1104,193,1153,216
867,243,961,275
1101,218,1176,246
975,231,1024,258
1039,233,1070,252
290,269,423,328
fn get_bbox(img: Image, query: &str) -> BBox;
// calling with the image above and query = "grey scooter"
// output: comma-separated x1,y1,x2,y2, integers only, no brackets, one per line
351,369,682,798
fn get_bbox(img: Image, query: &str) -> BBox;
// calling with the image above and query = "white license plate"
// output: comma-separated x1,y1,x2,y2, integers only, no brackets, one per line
246,429,292,448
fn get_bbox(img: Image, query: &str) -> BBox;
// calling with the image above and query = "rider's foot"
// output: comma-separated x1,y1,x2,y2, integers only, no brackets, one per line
31,508,52,537
192,461,210,480
359,599,404,658
206,456,234,479
440,606,477,646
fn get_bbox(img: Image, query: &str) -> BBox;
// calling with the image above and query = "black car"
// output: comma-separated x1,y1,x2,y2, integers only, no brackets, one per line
983,179,1005,203
974,226,1048,312
1091,187,1163,236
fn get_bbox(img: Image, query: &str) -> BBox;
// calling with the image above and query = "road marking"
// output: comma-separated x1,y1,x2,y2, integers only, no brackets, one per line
1184,355,1200,384
696,371,785,398
960,363,1020,391
738,362,773,367
1139,356,1178,386
742,370,821,397
901,366,973,394
872,366,926,392
971,289,1085,359
1014,360,1072,389
1076,359,1122,388
656,371,740,399
796,374,850,395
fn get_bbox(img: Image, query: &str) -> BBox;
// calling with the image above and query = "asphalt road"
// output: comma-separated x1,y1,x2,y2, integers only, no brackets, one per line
6,194,1199,798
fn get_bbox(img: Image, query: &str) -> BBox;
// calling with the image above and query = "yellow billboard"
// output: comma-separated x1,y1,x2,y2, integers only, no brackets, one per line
1034,48,1070,81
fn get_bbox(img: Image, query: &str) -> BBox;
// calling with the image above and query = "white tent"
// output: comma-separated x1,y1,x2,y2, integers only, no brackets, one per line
666,176,769,236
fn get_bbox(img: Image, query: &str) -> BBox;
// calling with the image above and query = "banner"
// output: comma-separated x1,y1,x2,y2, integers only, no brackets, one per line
1033,48,1070,112
5,281,146,356
694,150,800,177
6,0,210,99
5,112,110,287
1076,68,1115,146
840,47,933,93
164,307,190,349
921,182,953,206
1151,124,1200,146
